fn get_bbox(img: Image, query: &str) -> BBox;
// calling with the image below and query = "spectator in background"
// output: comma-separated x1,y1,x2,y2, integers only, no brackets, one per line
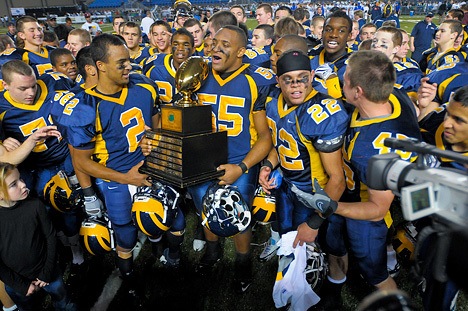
81,12,102,37
46,16,57,31
141,11,154,35
354,10,365,30
230,5,247,24
410,12,437,63
65,17,74,31
460,4,468,26
6,22,16,45
370,1,382,22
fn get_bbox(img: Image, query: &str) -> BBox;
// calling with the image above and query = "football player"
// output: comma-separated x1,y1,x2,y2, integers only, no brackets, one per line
112,16,126,35
148,20,172,54
183,18,205,56
256,3,275,26
50,48,78,82
65,28,91,58
297,51,421,310
53,35,161,302
188,25,275,293
144,28,195,105
121,21,155,72
259,49,348,254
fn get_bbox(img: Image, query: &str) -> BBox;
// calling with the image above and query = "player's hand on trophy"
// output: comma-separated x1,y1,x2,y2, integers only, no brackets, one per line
314,63,336,80
217,163,242,185
291,179,338,218
126,161,152,187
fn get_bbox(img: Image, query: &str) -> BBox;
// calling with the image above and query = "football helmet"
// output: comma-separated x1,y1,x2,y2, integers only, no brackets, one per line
173,0,192,17
383,3,393,17
392,221,418,265
251,186,276,224
201,183,251,237
132,181,180,238
43,171,84,213
79,215,115,256
305,243,328,292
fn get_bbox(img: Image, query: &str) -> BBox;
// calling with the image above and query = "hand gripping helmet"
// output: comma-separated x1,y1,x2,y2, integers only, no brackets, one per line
201,183,251,237
132,181,180,238
251,186,276,224
43,171,84,213
79,214,115,256
305,243,328,292
392,221,418,265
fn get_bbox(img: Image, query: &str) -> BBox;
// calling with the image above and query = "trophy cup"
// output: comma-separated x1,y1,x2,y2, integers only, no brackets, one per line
140,56,228,188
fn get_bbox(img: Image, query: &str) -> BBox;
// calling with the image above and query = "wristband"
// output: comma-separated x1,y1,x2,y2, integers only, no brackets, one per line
263,159,274,170
238,162,248,174
82,186,96,197
306,213,325,230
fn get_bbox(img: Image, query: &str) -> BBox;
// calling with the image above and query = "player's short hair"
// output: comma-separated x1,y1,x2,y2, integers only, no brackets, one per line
150,20,172,34
183,17,202,29
209,11,238,34
220,25,247,48
447,9,464,21
43,30,58,45
254,24,275,43
359,38,373,50
277,34,308,53
15,16,38,33
382,20,397,27
2,60,34,84
354,10,364,18
122,21,142,36
347,50,396,103
275,17,301,38
360,22,377,35
451,85,468,108
277,6,293,17
230,5,245,17
398,28,409,38
54,24,70,41
113,16,126,24
377,26,403,46
0,35,14,53
172,28,194,47
257,3,273,15
326,10,353,32
68,29,92,45
76,46,94,80
293,7,307,21
311,15,325,27
50,48,74,67
90,33,126,63
66,17,72,23
442,19,463,38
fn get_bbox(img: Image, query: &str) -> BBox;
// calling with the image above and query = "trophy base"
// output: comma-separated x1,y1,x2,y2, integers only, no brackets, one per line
139,129,228,188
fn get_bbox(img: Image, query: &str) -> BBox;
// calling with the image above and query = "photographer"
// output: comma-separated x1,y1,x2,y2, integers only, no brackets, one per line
417,85,468,310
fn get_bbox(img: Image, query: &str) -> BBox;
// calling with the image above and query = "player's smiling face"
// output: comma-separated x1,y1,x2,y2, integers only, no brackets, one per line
18,21,44,48
102,45,132,86
3,73,37,104
323,17,351,60
150,25,172,53
171,34,194,68
443,101,468,152
211,28,245,74
277,70,313,106
53,54,78,81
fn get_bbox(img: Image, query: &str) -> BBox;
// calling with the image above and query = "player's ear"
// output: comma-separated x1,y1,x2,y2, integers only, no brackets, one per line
237,46,246,58
310,70,315,81
2,80,8,91
95,60,105,72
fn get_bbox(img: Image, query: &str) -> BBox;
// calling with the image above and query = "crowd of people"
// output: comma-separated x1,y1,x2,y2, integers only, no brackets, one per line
0,0,467,310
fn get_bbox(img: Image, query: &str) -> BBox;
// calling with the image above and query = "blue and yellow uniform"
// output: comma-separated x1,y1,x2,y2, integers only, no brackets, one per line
143,53,177,105
394,57,424,99
325,88,421,286
419,104,468,171
425,62,468,105
265,90,349,234
54,74,162,249
243,46,272,69
419,47,466,74
130,45,158,73
194,42,205,57
309,45,353,99
188,63,276,216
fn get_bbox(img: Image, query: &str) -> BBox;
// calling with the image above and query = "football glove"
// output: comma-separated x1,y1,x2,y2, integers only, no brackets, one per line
314,63,336,81
291,179,338,218
84,195,103,218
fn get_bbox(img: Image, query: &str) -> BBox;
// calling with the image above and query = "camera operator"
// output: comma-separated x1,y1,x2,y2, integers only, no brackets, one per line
294,50,422,310
416,85,468,310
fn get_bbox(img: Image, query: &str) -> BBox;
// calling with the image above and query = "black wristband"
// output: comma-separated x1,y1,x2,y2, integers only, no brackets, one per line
306,213,325,230
263,159,274,170
82,186,96,197
322,200,338,218
238,162,248,174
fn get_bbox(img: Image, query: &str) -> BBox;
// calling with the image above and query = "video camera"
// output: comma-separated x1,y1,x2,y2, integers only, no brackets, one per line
367,138,468,227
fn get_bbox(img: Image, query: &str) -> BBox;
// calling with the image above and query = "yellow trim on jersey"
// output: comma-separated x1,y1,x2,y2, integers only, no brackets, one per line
213,63,250,86
344,131,360,161
350,93,401,127
196,43,204,53
4,80,48,110
245,74,259,147
437,74,459,102
163,54,176,77
86,87,129,105
277,90,317,118
136,83,158,102
93,102,109,166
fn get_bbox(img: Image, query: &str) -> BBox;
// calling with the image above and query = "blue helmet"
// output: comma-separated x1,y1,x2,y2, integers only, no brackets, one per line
251,186,276,224
80,214,115,256
132,181,180,238
201,183,251,237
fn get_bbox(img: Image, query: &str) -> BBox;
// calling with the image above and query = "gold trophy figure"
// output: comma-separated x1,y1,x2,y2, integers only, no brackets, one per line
140,56,227,188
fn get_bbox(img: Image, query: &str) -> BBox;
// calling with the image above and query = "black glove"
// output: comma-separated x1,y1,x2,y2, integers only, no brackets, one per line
291,179,338,218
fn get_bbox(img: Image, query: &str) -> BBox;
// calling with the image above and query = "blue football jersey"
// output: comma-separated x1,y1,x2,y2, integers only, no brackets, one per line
197,63,276,164
243,46,272,69
425,62,468,104
54,74,160,173
0,72,72,167
266,90,349,192
131,45,157,73
341,89,421,202
419,47,465,74
143,53,177,105
394,58,423,96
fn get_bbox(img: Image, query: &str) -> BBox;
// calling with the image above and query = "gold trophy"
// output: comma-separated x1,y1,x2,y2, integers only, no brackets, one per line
140,56,228,188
